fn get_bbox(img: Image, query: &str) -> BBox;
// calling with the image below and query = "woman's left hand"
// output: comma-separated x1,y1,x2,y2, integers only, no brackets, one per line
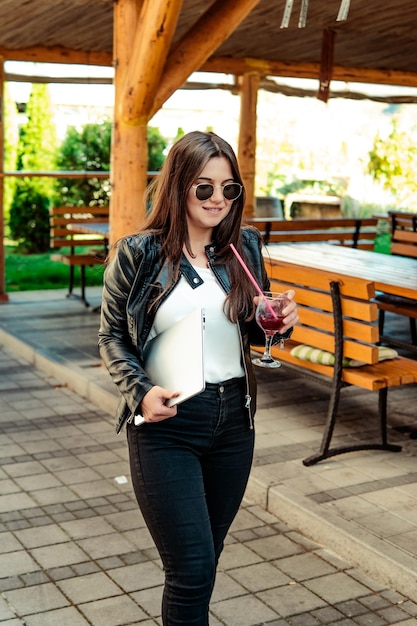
254,289,299,334
279,289,298,334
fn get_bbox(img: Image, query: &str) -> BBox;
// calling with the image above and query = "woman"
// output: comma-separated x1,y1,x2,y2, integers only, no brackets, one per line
98,130,298,625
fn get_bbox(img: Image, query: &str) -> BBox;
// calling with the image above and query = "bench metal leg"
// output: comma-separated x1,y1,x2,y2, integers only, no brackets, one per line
303,387,401,466
80,265,89,307
302,372,343,466
410,318,417,345
65,265,90,308
67,266,75,297
378,309,385,335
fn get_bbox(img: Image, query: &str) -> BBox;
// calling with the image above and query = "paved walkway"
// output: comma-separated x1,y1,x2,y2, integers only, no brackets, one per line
1,288,417,625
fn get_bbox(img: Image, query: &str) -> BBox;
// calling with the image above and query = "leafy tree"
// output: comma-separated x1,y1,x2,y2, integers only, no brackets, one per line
9,84,57,253
367,117,417,210
55,119,112,207
55,122,167,206
147,126,167,171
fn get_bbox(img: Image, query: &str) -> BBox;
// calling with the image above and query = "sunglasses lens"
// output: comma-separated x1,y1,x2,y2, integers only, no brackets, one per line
223,183,242,201
195,184,214,201
194,183,242,201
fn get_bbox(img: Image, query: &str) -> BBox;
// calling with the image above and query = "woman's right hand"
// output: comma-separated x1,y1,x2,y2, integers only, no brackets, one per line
140,386,179,423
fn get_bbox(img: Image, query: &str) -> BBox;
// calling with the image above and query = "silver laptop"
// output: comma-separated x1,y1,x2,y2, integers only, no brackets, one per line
135,308,205,425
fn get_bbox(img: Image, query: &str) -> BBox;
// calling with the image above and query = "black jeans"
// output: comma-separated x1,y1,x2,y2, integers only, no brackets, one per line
127,377,254,626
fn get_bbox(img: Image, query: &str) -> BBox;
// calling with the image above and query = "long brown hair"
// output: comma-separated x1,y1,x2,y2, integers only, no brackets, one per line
141,131,257,322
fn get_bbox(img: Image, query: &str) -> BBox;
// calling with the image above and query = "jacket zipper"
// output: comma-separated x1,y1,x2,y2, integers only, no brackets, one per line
237,322,254,429
209,259,253,429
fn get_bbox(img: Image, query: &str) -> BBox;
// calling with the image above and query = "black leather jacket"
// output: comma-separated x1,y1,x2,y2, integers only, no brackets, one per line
98,226,285,433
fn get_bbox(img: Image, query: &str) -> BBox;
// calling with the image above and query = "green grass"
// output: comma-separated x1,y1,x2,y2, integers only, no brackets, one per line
5,246,105,292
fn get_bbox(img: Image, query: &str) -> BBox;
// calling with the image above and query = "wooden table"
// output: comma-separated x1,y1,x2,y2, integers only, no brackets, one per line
265,243,417,300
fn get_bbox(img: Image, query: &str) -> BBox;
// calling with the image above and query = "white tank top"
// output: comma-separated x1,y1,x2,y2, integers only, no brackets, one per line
148,265,244,383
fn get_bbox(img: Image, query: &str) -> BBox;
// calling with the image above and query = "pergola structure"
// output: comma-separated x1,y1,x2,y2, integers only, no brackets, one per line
1,0,417,302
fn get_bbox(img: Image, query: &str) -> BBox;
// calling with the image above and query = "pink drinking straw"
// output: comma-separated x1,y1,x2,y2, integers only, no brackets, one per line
229,243,278,319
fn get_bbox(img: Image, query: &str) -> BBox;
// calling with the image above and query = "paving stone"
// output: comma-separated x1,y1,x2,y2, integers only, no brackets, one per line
20,571,49,586
30,542,89,569
310,605,345,622
352,613,387,625
78,595,148,626
289,614,321,626
211,593,278,626
23,606,90,626
0,551,39,577
274,552,337,581
46,566,76,581
4,582,69,616
107,561,164,593
56,571,123,603
227,561,292,593
14,524,68,548
130,584,164,619
304,572,371,605
336,599,370,617
377,605,413,622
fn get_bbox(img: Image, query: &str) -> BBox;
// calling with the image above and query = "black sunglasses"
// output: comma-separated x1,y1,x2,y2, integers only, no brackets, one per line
192,182,243,202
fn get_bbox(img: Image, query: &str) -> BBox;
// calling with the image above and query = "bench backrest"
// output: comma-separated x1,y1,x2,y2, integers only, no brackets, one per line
245,217,378,249
389,211,417,259
50,205,109,249
264,260,379,365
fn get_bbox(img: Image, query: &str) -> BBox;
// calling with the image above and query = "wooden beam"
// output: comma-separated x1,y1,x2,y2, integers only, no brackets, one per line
0,46,112,66
120,0,183,124
3,44,417,90
238,73,259,219
0,56,8,302
150,0,262,118
202,56,417,88
5,73,113,85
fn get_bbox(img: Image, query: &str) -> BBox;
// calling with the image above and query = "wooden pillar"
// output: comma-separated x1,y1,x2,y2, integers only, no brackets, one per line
238,72,259,219
0,57,8,303
111,0,182,245
110,0,146,245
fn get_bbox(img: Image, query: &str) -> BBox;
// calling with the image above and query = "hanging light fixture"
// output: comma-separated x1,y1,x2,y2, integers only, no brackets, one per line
298,0,309,28
337,0,351,21
280,0,293,28
280,0,351,29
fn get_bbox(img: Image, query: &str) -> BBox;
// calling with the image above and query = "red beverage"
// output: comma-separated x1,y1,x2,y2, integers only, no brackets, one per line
257,314,285,335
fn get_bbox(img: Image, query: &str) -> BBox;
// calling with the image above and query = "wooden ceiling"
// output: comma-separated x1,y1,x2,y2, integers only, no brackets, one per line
1,0,417,89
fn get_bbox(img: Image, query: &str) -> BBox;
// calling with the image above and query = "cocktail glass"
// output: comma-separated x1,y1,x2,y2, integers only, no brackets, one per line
252,292,289,368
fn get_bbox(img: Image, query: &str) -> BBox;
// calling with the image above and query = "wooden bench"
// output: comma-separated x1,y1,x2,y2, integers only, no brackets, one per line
251,261,417,466
50,205,109,307
377,211,417,351
245,217,378,249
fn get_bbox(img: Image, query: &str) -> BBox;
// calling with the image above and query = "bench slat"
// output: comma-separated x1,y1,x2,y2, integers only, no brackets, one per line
245,217,378,249
266,261,376,300
51,253,105,266
52,205,109,216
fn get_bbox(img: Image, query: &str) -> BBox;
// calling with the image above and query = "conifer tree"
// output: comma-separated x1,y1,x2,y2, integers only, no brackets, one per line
9,84,57,252
3,84,19,220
